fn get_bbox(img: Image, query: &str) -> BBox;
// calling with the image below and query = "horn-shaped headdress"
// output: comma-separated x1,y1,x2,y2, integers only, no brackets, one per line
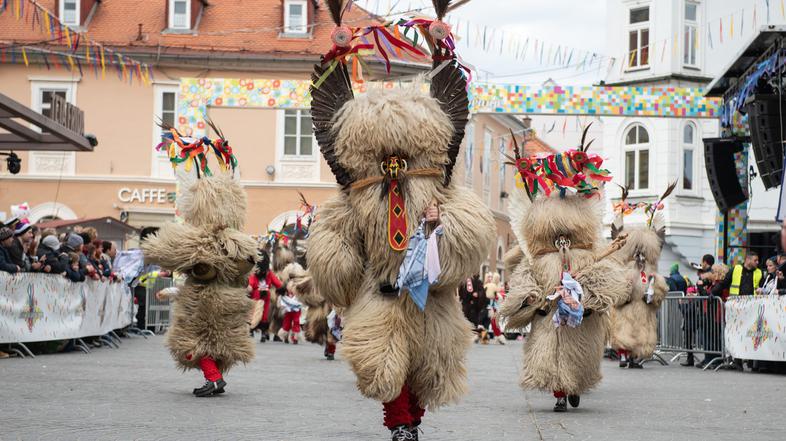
309,0,470,189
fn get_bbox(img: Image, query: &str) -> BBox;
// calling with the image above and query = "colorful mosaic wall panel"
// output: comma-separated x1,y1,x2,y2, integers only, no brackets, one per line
716,148,749,266
469,84,721,117
177,78,722,136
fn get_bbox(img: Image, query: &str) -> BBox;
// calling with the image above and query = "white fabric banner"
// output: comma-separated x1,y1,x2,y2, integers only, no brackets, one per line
725,295,786,361
0,273,132,344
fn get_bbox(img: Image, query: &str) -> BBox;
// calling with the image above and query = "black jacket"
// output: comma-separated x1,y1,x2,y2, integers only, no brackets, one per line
714,265,757,296
0,246,19,274
58,245,86,282
7,238,28,270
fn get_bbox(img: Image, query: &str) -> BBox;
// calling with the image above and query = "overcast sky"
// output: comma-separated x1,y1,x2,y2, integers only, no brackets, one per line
356,0,608,85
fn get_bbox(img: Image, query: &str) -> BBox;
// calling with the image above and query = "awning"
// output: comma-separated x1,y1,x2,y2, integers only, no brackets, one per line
0,92,95,151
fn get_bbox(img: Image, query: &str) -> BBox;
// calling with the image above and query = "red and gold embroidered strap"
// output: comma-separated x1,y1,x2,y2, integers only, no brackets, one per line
388,179,408,251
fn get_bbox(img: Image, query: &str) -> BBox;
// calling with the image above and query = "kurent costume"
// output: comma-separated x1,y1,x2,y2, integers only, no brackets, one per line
306,1,494,438
248,250,283,342
609,184,672,368
142,123,257,397
499,129,630,412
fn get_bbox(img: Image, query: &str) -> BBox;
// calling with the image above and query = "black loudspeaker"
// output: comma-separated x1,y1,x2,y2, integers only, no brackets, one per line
703,137,747,212
744,94,786,189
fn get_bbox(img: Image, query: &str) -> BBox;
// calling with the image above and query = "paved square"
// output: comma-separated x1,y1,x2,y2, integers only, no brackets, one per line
1,336,783,440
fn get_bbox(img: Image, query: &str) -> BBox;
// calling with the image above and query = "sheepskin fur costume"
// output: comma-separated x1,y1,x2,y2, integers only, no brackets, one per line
499,193,630,396
608,222,668,360
308,79,495,409
142,172,257,373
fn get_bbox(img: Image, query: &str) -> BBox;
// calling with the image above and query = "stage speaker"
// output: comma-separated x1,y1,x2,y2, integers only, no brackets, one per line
703,137,747,212
744,94,786,189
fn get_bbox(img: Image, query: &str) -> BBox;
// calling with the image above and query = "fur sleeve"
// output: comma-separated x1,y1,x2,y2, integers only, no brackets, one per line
503,246,524,275
306,194,364,308
434,186,495,289
649,274,668,309
499,258,546,329
575,258,632,312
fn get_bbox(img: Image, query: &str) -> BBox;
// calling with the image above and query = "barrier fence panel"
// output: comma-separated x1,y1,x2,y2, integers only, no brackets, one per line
145,277,173,334
656,293,728,370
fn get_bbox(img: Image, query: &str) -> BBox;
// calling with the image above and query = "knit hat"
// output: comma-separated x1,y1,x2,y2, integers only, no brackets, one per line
670,263,680,274
14,221,31,236
66,233,84,249
42,235,60,251
0,227,12,241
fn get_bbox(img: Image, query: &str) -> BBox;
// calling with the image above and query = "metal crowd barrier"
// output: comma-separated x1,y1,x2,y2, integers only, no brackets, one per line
655,292,731,371
144,277,174,334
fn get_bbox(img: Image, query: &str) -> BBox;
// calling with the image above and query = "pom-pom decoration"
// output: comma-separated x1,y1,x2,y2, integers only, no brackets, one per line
428,20,451,41
156,120,238,178
331,25,354,48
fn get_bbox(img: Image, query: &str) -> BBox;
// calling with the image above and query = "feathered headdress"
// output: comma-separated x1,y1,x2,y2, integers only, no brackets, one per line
611,181,676,238
504,124,611,201
156,118,238,178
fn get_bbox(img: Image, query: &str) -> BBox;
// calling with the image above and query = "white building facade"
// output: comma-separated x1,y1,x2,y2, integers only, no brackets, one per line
601,0,784,272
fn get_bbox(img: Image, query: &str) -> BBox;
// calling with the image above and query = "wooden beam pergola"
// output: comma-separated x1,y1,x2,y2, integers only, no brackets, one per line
0,92,94,152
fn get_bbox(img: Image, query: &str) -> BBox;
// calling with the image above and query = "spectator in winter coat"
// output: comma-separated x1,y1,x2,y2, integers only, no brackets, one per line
666,264,689,293
40,235,66,275
59,233,86,282
0,227,20,274
8,222,41,271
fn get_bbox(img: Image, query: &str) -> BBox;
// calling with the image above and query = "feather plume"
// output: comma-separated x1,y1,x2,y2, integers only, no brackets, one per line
156,118,183,137
432,0,452,19
205,117,225,140
325,0,346,25
616,183,629,202
658,180,677,203
579,122,594,152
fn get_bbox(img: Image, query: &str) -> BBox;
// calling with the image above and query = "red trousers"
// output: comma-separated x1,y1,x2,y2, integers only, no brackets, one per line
490,317,502,336
198,356,221,382
261,292,271,323
282,310,301,333
383,384,425,429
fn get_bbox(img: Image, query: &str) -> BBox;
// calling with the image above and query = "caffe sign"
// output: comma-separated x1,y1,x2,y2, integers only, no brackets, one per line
118,188,175,204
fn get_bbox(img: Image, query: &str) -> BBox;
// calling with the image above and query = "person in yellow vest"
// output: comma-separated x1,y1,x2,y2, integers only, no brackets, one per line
712,252,761,297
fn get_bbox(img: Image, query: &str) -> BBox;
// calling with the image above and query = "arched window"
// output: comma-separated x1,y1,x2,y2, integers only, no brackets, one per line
683,123,696,190
623,124,650,190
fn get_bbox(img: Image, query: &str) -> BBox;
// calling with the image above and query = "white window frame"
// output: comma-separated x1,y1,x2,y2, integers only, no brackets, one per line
152,84,180,178
683,1,700,68
681,121,699,195
283,0,308,34
280,109,316,159
623,123,651,192
29,80,78,176
498,138,507,208
59,0,80,26
168,0,191,30
464,122,475,187
482,128,492,203
275,109,319,183
626,5,651,71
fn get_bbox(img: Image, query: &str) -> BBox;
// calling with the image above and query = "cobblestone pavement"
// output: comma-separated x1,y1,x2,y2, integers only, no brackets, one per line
1,335,784,441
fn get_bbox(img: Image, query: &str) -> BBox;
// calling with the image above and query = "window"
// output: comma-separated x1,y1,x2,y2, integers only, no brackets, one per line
283,109,314,157
682,123,696,190
683,2,699,67
60,0,79,26
169,0,190,30
30,82,76,175
464,123,474,186
284,0,308,34
498,139,507,205
153,85,179,177
623,124,650,190
627,6,650,69
483,129,492,191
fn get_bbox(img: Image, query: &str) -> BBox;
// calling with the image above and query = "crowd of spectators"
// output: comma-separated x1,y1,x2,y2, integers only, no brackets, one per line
0,218,119,283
